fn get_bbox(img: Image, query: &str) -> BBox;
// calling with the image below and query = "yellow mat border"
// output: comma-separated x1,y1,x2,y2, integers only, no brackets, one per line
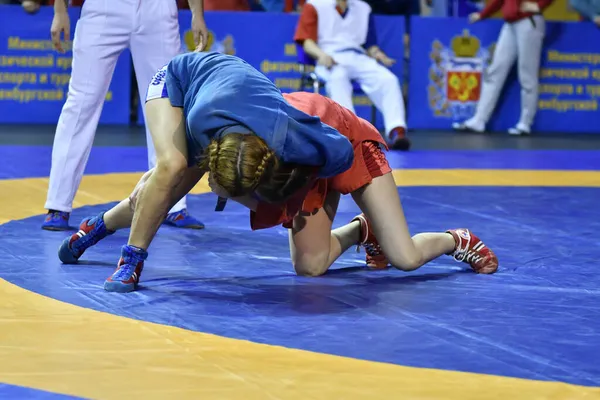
0,169,598,399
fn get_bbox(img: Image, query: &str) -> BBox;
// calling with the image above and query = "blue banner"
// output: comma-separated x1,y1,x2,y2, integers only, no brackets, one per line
138,11,405,131
447,0,484,17
408,16,600,133
0,5,131,124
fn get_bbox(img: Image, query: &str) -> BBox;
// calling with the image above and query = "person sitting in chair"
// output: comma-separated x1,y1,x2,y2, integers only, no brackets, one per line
294,0,410,151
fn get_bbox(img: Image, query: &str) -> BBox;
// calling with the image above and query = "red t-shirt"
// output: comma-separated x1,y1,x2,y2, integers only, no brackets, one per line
294,3,319,43
479,0,553,22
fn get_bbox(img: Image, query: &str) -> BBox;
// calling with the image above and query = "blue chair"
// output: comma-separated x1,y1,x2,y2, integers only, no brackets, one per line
296,45,378,126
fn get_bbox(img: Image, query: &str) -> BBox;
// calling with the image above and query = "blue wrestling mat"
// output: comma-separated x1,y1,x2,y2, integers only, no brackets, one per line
1,186,599,387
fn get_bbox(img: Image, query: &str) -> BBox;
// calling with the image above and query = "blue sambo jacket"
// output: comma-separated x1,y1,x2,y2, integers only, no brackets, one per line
165,51,354,178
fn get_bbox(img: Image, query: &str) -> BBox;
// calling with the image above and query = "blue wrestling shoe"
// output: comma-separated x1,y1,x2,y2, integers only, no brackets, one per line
42,210,70,231
104,245,148,293
58,212,114,264
163,208,205,229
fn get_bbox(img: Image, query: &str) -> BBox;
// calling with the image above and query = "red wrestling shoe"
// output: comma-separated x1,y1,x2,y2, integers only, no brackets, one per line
389,127,411,151
351,214,389,269
447,229,498,274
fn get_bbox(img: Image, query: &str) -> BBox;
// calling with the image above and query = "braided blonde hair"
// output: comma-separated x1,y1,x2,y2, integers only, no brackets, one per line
200,133,315,203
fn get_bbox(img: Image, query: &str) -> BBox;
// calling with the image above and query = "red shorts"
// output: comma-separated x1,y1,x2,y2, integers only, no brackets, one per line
250,140,391,230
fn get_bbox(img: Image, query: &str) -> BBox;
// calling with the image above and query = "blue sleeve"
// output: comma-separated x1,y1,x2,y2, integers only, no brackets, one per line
282,105,354,178
363,14,378,49
166,60,185,108
569,0,600,19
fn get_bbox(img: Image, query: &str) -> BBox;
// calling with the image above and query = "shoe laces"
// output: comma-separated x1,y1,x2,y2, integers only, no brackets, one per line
71,219,102,253
452,230,484,266
363,241,382,257
49,211,67,220
451,230,471,262
113,263,136,281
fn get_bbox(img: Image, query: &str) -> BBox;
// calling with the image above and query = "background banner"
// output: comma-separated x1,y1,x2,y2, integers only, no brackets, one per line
0,5,131,124
4,7,597,134
408,16,600,133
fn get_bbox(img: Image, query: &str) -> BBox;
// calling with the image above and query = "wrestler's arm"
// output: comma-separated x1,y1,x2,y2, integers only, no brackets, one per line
129,167,205,213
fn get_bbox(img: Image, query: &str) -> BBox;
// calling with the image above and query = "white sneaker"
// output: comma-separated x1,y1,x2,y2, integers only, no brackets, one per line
452,120,485,133
508,124,530,135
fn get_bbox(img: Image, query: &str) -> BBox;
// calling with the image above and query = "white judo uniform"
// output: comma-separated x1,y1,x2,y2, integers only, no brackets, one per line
294,0,407,137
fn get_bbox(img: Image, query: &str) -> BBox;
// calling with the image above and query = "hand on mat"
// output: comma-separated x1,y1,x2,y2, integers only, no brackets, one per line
594,16,600,27
50,9,70,53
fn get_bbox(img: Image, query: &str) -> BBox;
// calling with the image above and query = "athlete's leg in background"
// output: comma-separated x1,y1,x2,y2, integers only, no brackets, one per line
344,52,407,136
465,23,518,131
318,51,409,150
315,64,356,112
44,0,132,227
514,15,545,132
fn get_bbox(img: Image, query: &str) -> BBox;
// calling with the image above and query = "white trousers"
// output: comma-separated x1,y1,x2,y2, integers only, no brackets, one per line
45,0,185,213
469,15,545,130
315,51,406,136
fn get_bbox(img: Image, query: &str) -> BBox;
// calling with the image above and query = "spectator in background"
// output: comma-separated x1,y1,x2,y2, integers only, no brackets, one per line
294,0,410,151
453,0,553,135
569,0,600,25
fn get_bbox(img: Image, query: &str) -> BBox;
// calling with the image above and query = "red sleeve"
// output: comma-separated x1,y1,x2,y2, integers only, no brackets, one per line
294,3,318,44
479,0,504,19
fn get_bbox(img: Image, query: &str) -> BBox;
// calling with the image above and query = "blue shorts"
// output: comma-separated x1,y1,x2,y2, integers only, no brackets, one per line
145,64,169,102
